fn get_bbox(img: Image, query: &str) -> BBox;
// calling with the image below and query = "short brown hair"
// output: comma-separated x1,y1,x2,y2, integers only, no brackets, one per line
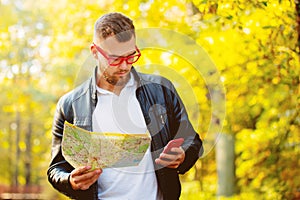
94,12,135,42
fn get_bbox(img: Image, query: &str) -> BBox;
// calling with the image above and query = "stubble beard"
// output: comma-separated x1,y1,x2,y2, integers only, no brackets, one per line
103,70,130,86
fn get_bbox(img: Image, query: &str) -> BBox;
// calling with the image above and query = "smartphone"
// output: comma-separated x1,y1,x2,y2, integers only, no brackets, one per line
162,138,184,154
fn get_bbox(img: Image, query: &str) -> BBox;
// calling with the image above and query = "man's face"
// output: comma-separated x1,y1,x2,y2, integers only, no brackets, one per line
92,35,137,87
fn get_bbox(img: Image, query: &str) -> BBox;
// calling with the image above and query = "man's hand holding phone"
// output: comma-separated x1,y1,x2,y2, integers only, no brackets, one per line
155,138,185,169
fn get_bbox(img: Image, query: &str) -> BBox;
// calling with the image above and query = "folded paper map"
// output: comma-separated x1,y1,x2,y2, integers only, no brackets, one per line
62,121,151,169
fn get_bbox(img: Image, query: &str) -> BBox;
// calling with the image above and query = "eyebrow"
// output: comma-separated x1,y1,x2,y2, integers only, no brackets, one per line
108,50,136,58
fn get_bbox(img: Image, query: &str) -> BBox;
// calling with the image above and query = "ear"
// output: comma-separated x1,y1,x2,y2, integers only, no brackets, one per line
90,44,98,59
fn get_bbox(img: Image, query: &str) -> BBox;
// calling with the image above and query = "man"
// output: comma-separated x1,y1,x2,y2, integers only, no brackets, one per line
47,12,203,200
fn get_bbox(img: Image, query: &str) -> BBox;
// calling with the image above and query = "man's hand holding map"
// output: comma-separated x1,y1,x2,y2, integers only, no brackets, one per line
62,121,151,169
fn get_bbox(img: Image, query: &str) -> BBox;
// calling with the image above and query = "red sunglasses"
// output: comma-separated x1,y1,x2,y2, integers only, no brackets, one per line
92,43,141,66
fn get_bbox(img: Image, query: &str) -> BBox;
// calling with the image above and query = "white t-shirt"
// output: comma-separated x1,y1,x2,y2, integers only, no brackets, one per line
92,73,162,200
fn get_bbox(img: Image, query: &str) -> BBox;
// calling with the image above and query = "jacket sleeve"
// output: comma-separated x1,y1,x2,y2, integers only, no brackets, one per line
47,95,95,199
167,81,203,174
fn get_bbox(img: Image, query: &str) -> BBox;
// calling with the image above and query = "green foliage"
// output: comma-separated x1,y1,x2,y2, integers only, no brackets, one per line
0,0,299,199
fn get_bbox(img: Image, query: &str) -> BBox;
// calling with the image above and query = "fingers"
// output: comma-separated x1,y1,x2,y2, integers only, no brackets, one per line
70,166,102,190
72,166,91,176
155,158,180,168
155,147,185,169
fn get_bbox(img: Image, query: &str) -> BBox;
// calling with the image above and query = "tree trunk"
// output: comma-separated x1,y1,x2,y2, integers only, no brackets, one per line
216,133,235,197
296,0,300,54
25,122,32,186
8,122,14,186
13,111,21,187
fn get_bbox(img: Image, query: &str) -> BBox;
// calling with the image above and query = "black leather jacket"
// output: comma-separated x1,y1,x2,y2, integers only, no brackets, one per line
47,67,203,200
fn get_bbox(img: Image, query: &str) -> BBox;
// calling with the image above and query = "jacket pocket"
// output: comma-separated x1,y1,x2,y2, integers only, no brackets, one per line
73,116,91,131
148,104,170,144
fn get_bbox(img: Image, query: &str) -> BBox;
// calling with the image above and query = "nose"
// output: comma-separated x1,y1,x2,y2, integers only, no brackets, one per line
118,60,129,70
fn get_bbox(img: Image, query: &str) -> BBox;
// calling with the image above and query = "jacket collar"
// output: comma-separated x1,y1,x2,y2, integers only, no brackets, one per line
131,67,144,87
92,66,143,93
91,66,98,102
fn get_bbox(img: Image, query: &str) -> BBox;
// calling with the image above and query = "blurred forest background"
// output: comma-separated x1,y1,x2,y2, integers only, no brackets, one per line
0,0,299,199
